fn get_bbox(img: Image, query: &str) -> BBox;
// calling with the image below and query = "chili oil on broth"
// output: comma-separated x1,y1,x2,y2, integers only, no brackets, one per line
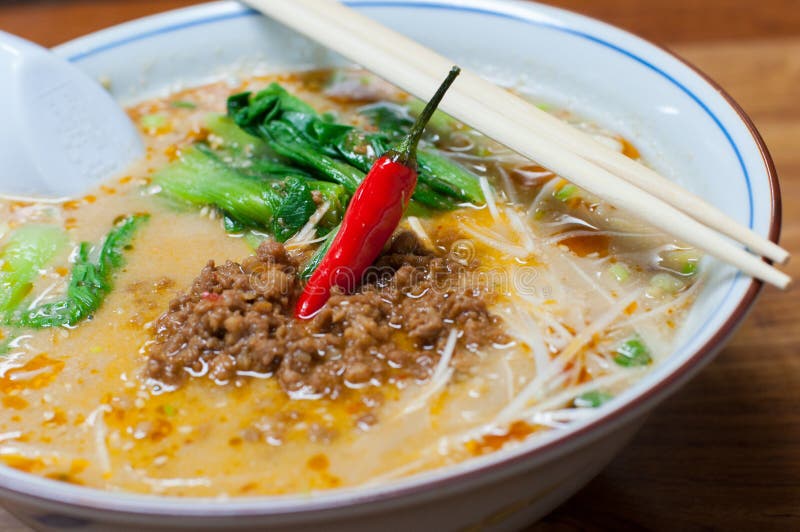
0,69,701,496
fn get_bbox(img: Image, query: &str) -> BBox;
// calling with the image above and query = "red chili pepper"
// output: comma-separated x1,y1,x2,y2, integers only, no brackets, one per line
295,67,461,319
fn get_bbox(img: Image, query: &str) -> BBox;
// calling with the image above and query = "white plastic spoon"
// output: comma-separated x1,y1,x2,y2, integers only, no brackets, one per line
0,31,142,199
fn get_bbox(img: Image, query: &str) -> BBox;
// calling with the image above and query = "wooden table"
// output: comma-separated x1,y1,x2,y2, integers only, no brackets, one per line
1,1,798,530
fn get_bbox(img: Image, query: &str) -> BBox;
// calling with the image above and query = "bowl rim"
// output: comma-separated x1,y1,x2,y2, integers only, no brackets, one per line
0,0,781,519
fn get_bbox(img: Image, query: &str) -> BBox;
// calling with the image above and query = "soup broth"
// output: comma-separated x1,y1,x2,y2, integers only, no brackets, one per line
0,70,701,496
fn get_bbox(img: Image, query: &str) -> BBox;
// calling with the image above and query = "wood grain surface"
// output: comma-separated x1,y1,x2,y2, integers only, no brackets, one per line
0,1,798,530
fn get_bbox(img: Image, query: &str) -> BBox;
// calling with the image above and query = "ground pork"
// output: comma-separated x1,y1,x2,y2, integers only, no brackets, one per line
145,232,506,398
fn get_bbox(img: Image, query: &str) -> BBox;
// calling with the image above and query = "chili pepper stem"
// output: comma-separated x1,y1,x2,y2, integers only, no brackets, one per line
393,66,461,166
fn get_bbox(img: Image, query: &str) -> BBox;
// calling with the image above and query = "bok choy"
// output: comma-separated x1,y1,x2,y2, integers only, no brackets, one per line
0,225,67,315
9,214,148,329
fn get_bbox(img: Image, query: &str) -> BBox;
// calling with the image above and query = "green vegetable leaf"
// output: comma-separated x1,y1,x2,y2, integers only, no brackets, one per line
417,150,484,204
154,145,277,228
223,215,246,234
268,177,316,242
10,214,149,329
264,121,363,192
0,225,67,314
228,84,316,136
306,180,348,228
245,159,312,180
358,103,483,203
227,84,483,208
358,102,413,136
205,114,271,160
153,145,321,240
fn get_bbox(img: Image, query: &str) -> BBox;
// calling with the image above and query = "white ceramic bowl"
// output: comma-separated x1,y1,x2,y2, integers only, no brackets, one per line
0,1,780,530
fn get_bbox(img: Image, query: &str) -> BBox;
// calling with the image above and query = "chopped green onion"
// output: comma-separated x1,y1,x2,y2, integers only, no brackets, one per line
614,336,652,367
140,114,167,130
170,100,197,109
682,261,698,275
658,248,701,277
204,114,270,159
648,272,685,296
574,390,613,408
608,263,630,283
475,146,493,157
554,183,578,202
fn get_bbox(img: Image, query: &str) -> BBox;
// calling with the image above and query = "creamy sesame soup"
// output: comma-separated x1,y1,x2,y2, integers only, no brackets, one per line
0,70,700,496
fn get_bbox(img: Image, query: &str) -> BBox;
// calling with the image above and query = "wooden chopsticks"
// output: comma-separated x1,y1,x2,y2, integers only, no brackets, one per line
292,0,788,265
243,0,791,289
